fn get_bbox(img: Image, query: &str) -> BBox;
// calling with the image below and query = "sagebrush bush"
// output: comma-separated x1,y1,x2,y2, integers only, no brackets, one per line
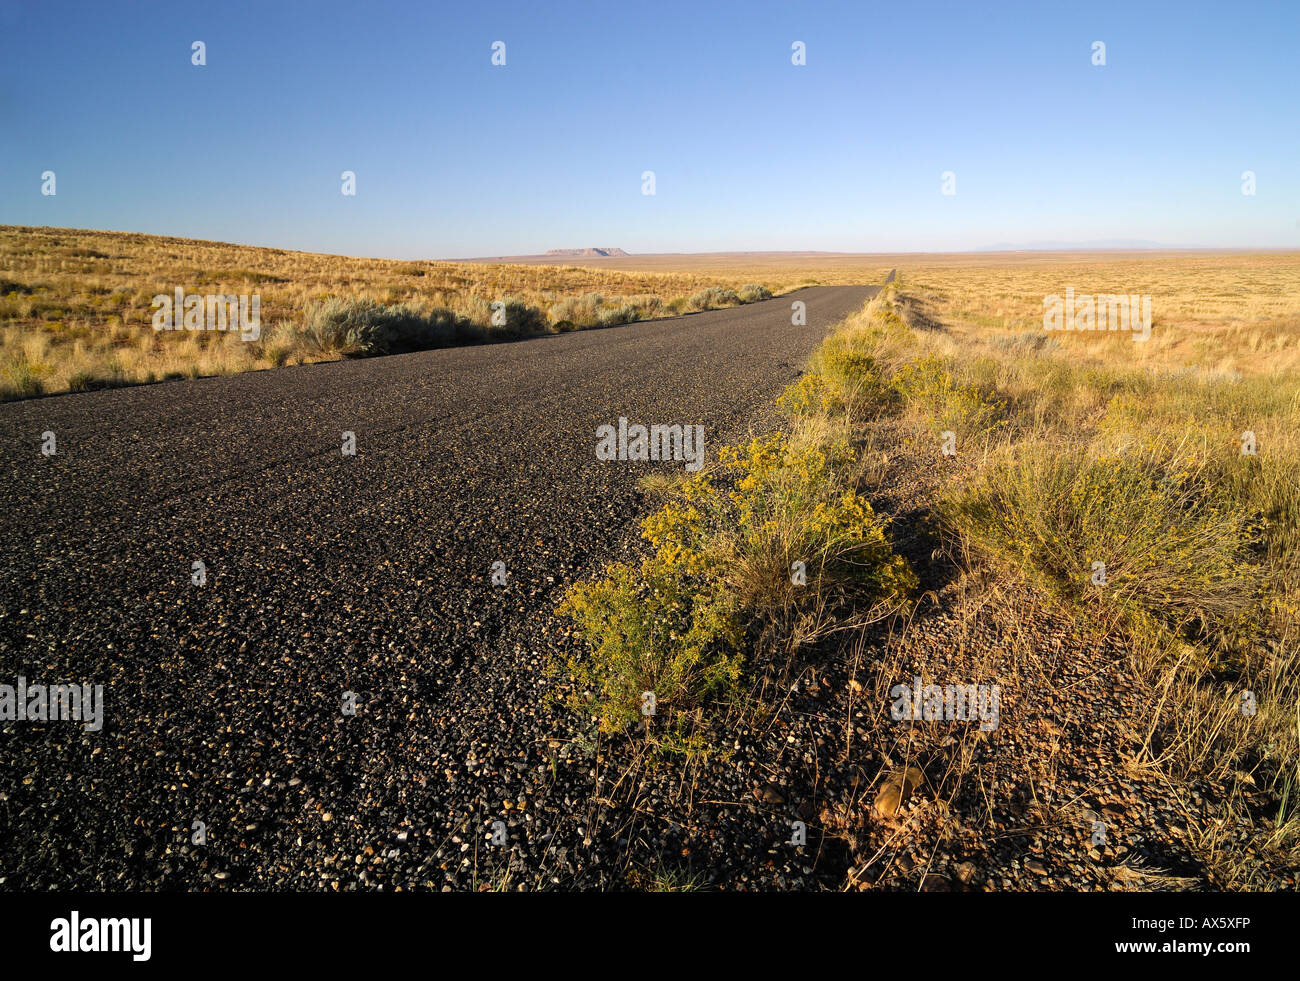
686,287,740,311
738,284,772,302
490,296,548,336
302,298,483,355
301,296,550,356
627,294,665,318
547,292,667,330
596,303,638,327
546,292,623,328
547,292,602,328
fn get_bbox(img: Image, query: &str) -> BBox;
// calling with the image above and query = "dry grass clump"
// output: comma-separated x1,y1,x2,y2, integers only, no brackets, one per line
937,442,1265,653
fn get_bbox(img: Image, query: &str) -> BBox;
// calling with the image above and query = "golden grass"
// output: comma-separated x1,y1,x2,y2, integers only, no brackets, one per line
2,226,893,398
766,271,1300,885
894,250,1300,376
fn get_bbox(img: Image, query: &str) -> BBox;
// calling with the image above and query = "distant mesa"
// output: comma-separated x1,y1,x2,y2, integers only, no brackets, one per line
543,247,630,257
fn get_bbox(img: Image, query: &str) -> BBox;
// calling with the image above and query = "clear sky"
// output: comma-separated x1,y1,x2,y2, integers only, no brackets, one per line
3,0,1297,258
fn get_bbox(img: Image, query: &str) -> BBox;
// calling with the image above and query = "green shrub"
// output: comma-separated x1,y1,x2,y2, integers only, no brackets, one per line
818,342,895,411
559,431,915,732
892,353,1003,436
738,284,772,303
777,372,842,416
558,556,744,734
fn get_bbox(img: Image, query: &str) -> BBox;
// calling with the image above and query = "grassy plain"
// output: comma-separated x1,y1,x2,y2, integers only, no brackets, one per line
1,227,877,399
557,248,1300,887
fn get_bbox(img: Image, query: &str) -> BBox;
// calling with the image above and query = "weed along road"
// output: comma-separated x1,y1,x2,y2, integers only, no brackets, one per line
0,284,876,889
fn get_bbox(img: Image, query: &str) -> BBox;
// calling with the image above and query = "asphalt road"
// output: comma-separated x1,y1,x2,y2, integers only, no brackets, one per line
0,285,875,889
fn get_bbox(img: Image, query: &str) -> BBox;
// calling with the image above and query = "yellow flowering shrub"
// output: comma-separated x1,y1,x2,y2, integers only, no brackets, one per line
558,430,915,734
891,353,1003,436
776,372,841,415
557,559,743,734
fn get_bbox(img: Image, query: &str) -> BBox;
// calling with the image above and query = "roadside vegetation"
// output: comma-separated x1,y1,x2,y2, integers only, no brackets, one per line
557,292,918,739
559,260,1300,887
0,225,815,400
557,412,916,734
874,264,1299,818
905,279,1300,876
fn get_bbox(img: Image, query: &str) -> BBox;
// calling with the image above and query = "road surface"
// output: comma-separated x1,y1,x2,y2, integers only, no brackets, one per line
0,285,875,889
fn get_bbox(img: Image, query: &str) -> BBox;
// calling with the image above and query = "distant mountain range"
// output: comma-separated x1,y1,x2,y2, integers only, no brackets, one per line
543,247,630,257
976,239,1176,251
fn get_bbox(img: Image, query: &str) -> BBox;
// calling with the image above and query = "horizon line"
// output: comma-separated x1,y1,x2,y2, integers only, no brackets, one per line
6,224,1298,264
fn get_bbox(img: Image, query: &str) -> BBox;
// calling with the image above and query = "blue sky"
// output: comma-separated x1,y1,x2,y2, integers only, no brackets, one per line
3,0,1297,258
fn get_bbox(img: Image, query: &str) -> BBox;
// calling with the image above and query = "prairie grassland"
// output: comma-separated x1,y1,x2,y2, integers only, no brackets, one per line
561,255,1300,886
808,277,1300,883
474,249,898,287
0,226,842,399
895,250,1300,376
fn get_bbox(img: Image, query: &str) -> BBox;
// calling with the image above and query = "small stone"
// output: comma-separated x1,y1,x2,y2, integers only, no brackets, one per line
874,767,926,818
954,861,979,884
